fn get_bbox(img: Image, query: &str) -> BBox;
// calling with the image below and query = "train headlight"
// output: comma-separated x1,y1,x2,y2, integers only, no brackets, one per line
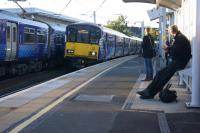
66,49,74,54
92,52,96,56
89,51,96,56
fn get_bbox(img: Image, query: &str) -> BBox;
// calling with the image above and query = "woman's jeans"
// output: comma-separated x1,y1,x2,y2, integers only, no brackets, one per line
144,58,153,79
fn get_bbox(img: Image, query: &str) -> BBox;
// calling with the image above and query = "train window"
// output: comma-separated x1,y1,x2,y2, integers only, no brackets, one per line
13,27,17,42
54,35,65,44
24,27,35,44
77,29,89,43
90,29,101,44
37,30,46,44
6,26,11,42
107,34,115,47
0,25,2,43
67,27,76,42
0,32,3,44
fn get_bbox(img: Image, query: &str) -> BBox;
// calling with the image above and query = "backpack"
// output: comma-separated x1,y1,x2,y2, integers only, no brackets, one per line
159,84,177,103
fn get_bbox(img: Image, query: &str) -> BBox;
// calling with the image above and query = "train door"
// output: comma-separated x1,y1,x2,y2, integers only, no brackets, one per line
5,22,17,61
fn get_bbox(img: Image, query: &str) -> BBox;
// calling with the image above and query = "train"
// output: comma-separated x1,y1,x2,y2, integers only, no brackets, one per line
0,10,142,77
64,22,142,68
0,10,66,76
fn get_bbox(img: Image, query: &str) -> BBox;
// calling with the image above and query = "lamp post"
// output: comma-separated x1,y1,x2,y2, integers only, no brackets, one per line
80,11,96,24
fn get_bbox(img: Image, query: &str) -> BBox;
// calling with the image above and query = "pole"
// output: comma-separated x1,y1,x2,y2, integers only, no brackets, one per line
93,11,96,24
158,7,166,68
141,21,144,39
14,1,26,13
186,0,200,108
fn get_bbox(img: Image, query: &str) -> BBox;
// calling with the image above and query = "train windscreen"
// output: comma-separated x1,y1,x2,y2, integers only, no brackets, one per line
67,25,101,44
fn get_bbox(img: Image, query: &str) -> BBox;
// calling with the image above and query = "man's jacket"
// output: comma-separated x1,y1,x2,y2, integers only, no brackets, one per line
171,31,191,62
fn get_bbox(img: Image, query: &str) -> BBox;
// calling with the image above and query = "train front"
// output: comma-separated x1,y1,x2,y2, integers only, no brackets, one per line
64,23,102,68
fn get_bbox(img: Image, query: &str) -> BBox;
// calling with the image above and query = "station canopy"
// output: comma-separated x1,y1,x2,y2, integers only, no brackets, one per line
123,0,182,10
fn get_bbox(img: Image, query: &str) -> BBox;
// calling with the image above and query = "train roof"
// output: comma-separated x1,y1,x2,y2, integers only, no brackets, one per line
130,36,143,41
5,8,84,23
68,22,129,38
0,10,48,29
101,26,128,38
48,23,66,32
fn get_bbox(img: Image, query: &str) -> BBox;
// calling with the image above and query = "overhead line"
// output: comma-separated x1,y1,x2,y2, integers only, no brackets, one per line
59,0,73,14
95,0,107,12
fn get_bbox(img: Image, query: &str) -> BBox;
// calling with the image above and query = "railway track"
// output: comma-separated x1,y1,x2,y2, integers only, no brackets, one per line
0,67,72,97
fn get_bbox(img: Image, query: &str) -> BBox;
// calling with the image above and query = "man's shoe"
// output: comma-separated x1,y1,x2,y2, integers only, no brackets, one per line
137,90,154,99
137,90,146,95
140,95,154,99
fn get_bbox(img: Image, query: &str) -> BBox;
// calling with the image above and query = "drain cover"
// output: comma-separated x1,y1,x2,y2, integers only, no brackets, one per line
74,94,114,102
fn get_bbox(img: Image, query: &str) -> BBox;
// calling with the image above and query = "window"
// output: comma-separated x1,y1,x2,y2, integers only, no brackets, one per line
24,27,35,44
67,25,101,44
107,34,115,47
67,27,76,42
6,26,11,42
54,34,65,44
13,27,17,42
77,29,89,43
0,25,2,43
37,29,46,44
90,28,101,44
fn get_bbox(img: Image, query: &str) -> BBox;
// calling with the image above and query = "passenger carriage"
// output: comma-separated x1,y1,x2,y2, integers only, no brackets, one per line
0,11,48,76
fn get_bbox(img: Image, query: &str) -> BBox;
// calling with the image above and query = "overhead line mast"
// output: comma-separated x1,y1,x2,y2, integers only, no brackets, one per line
8,0,27,14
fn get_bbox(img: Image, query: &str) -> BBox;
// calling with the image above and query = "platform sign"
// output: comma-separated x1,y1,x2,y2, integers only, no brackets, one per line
147,8,160,21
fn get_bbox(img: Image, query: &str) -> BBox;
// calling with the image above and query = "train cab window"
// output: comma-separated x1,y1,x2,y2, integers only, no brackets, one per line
77,29,89,43
37,29,46,44
6,26,11,42
24,27,35,44
67,27,76,42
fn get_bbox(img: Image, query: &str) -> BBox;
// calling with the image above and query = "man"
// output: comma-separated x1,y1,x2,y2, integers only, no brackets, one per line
141,27,155,81
137,25,191,99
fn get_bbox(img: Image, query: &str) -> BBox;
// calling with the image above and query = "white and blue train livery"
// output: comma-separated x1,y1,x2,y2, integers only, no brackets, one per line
0,11,49,76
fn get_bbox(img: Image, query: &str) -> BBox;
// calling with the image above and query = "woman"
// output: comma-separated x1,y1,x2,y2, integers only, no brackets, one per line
141,27,154,81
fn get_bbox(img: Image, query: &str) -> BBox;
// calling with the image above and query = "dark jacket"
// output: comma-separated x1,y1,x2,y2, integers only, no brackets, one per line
170,31,191,62
141,34,154,58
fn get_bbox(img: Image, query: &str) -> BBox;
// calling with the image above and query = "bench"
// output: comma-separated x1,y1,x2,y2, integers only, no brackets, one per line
178,67,192,90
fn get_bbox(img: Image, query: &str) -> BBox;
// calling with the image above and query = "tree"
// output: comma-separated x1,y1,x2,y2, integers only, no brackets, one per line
105,15,132,36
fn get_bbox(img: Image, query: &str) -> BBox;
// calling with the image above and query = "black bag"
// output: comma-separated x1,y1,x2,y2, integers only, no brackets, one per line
159,84,177,103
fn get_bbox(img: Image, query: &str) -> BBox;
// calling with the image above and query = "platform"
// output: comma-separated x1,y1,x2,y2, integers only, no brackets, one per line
0,55,199,133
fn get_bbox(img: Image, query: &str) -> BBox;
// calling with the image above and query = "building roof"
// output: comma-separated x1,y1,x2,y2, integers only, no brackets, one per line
123,0,182,10
4,8,85,23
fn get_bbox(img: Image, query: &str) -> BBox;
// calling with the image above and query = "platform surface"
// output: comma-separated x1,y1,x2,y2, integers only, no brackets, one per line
0,56,199,133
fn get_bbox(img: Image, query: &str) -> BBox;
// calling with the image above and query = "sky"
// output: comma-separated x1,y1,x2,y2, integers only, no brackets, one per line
0,0,158,28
